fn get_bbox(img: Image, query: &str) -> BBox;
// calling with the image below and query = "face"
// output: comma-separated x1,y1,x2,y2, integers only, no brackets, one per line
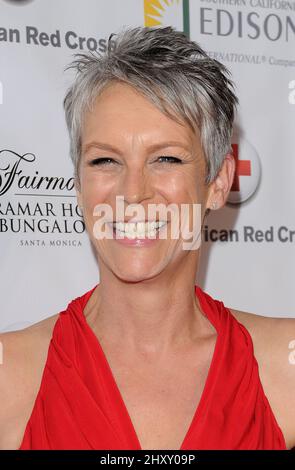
76,82,233,283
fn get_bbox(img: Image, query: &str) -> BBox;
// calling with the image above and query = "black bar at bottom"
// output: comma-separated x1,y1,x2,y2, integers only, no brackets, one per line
0,450,294,466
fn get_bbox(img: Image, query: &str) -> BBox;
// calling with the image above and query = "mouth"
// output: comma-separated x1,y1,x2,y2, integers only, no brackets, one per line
108,220,169,239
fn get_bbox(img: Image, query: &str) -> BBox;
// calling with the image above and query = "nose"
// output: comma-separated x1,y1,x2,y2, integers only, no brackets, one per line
118,166,153,205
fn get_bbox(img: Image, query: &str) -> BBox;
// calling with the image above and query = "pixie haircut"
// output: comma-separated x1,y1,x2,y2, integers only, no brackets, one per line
63,26,238,188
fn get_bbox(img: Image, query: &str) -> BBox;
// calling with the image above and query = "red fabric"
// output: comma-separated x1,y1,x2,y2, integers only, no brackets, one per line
19,284,287,450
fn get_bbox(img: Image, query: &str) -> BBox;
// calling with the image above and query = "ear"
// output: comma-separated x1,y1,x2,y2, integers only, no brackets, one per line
206,153,235,211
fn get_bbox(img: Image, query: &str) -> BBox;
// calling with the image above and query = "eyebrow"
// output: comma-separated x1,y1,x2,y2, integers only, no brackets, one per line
82,140,192,155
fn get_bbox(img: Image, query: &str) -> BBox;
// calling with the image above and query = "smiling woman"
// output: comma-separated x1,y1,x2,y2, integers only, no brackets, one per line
1,25,295,451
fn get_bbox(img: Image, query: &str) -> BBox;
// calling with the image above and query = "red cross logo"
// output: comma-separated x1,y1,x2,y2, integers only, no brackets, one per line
231,143,251,192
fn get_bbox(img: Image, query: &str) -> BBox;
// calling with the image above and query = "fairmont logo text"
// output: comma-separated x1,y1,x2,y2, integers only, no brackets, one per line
0,149,74,196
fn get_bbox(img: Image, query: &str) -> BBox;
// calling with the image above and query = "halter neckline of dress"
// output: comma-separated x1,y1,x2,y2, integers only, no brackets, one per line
75,284,222,450
19,283,287,450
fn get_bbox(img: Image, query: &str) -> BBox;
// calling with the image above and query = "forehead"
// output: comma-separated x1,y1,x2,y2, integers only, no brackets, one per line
82,82,198,149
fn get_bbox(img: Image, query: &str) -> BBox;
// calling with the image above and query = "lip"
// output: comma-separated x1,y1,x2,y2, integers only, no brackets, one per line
109,221,169,247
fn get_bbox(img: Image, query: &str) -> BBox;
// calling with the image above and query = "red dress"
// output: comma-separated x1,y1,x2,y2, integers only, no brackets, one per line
19,284,287,450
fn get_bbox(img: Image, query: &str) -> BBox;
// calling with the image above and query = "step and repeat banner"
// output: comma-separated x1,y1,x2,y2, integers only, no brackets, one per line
0,0,294,330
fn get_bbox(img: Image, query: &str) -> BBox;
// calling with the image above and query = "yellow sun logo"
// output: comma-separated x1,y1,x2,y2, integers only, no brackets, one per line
144,0,190,37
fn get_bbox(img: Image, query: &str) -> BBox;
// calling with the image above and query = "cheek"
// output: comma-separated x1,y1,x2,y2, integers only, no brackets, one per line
163,171,204,203
80,171,114,208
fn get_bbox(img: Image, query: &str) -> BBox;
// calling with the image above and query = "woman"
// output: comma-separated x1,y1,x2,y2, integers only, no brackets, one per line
0,26,294,450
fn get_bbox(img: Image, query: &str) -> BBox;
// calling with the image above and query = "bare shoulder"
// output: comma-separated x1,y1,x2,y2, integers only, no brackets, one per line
229,307,295,353
0,313,59,449
229,307,295,449
0,312,59,370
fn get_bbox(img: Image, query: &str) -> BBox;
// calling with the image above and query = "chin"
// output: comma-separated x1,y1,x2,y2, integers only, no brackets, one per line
113,265,163,284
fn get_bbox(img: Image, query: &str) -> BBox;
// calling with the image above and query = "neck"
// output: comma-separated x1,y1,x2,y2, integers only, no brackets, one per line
85,259,210,356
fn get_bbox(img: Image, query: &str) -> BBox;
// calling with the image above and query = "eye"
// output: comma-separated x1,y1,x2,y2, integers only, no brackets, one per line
89,157,116,166
156,156,182,164
88,156,183,166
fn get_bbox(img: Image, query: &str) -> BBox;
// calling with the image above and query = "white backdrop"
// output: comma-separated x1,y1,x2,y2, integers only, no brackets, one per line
0,0,294,331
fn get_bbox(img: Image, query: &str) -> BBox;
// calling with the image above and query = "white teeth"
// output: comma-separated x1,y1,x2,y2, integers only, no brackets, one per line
112,221,167,238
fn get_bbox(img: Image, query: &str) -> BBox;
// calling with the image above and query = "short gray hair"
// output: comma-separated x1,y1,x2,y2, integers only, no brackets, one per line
63,26,238,188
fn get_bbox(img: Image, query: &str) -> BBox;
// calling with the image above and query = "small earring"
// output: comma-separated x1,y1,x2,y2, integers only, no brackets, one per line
211,201,218,210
